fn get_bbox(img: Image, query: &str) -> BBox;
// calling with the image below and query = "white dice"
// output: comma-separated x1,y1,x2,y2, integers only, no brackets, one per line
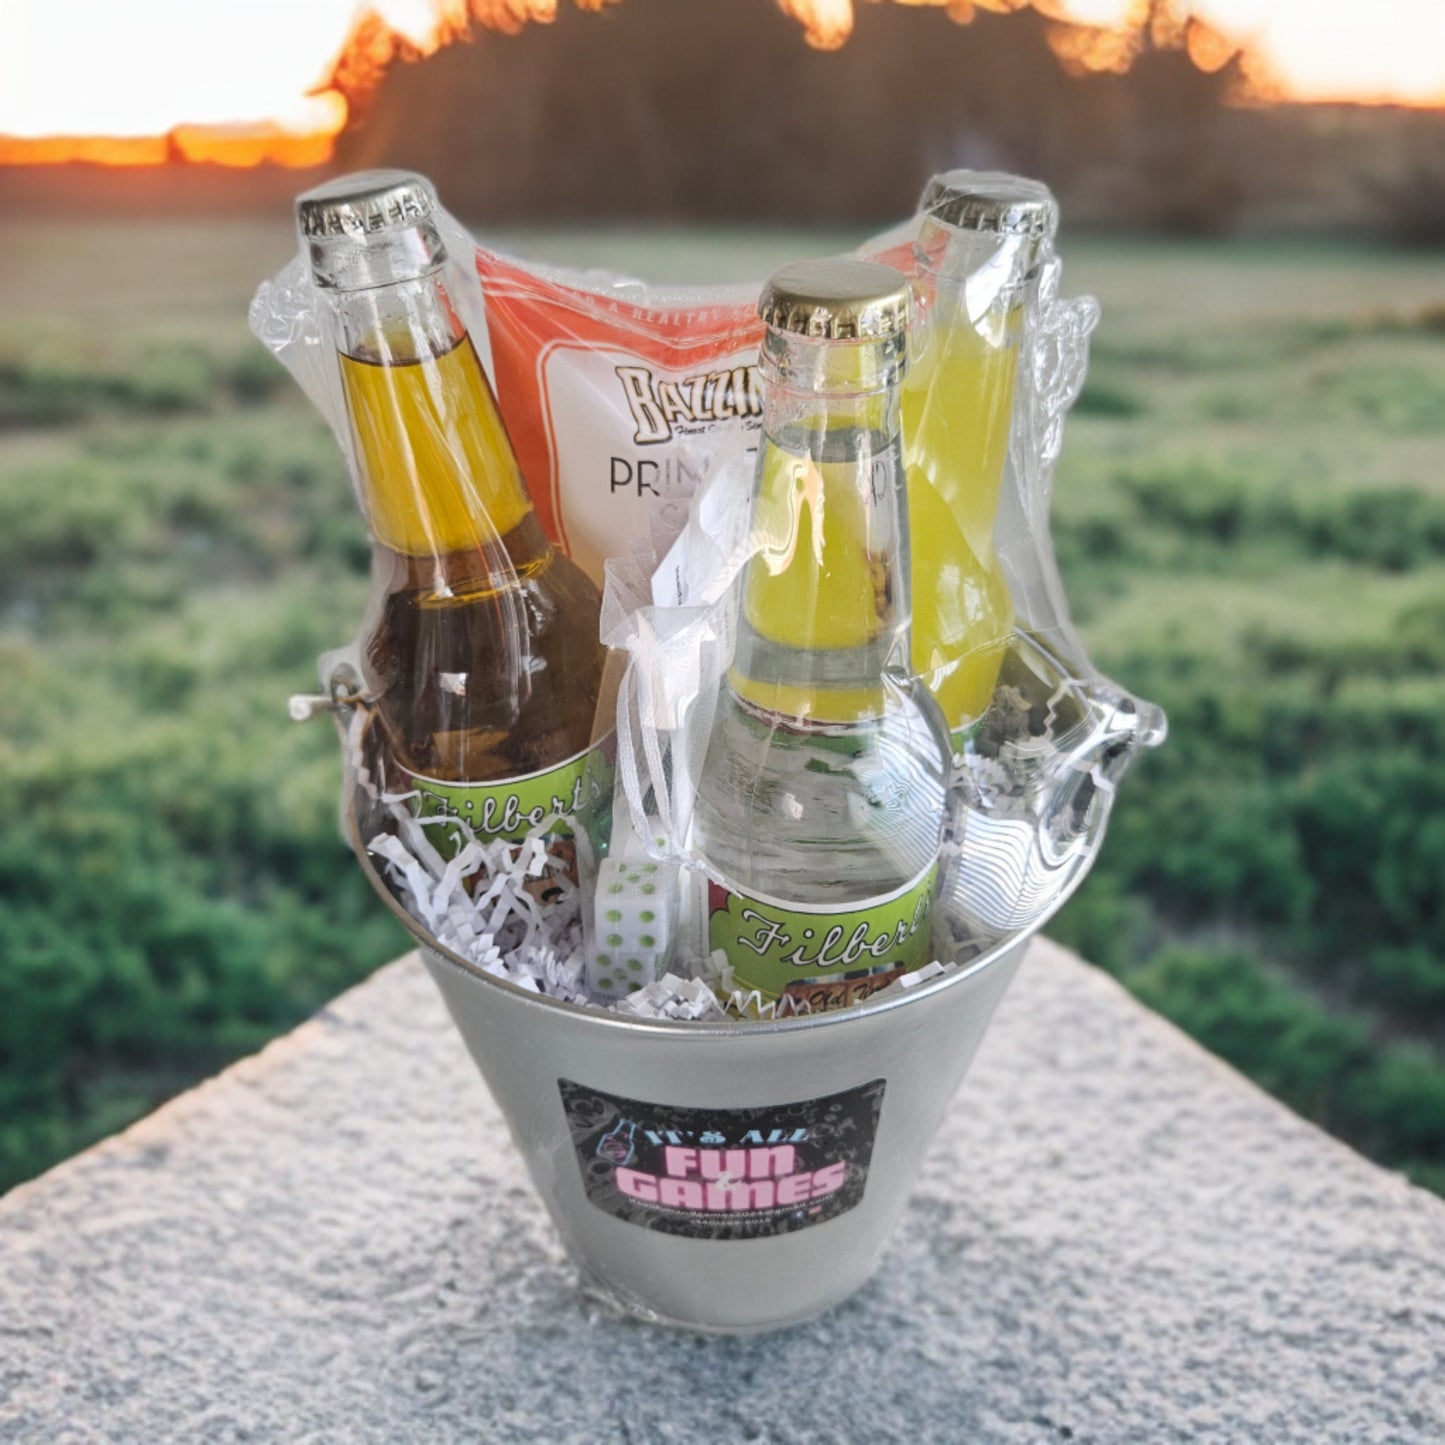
587,855,679,1001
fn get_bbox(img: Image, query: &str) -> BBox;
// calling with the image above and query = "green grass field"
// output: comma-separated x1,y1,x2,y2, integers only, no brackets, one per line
1,219,1442,1194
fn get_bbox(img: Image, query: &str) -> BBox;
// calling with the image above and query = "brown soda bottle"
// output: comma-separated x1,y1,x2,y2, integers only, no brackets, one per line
296,170,604,861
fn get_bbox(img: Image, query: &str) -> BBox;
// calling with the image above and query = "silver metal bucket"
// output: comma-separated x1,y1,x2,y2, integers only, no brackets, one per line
324,627,1161,1333
347,801,1088,1334
422,930,1029,1333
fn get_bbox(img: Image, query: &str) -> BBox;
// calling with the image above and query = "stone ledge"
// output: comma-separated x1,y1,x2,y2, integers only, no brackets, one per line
2,939,1442,1444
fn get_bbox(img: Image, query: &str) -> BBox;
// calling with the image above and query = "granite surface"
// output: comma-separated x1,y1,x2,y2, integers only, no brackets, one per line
2,939,1442,1444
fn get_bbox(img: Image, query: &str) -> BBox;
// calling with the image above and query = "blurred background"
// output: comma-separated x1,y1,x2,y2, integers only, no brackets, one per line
2,0,1442,1196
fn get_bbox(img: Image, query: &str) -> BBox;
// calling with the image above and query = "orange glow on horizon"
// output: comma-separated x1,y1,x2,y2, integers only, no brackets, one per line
0,0,1441,170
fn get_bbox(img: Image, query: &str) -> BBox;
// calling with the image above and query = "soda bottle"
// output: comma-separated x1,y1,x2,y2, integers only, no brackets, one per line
297,171,604,860
595,1118,638,1167
902,173,1058,747
690,260,951,1013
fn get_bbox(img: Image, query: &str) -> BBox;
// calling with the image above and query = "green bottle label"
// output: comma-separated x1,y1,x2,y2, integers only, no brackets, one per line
707,861,939,1013
950,716,985,757
404,743,611,861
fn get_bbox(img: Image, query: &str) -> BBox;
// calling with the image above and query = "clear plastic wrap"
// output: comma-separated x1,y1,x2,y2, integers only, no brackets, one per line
253,166,1164,1021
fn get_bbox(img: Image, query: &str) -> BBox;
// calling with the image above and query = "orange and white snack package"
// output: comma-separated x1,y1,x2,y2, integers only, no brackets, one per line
475,250,766,584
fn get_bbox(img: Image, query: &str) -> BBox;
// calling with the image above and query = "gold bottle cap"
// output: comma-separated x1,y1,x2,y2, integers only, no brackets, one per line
296,169,437,240
920,171,1058,239
758,259,910,341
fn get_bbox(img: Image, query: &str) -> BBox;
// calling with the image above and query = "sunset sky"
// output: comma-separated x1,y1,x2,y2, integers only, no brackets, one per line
2,0,1443,166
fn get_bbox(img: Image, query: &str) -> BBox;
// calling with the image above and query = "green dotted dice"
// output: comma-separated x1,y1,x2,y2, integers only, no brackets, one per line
586,856,677,1001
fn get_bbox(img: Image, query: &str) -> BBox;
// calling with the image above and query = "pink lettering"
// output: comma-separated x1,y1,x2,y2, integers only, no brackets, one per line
697,1148,751,1181
704,1179,776,1211
663,1146,699,1178
615,1167,659,1203
615,1158,847,1214
775,1172,812,1206
659,1177,706,1209
748,1145,797,1179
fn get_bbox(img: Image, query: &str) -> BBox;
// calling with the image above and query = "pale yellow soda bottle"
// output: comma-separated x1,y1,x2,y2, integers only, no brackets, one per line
691,261,952,1013
902,174,1058,746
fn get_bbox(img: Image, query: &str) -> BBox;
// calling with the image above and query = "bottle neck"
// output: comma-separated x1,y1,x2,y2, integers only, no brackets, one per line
732,331,913,725
760,325,905,398
913,218,1046,333
308,214,447,294
331,264,538,572
333,265,463,365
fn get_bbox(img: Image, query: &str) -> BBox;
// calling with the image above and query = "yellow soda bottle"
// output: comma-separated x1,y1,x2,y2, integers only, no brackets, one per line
297,171,604,861
902,173,1058,747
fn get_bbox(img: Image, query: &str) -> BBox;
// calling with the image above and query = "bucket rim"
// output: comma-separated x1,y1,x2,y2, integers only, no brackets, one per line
345,789,1102,1039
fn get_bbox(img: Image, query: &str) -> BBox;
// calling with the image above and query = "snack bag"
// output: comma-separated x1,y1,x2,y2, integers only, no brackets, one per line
475,252,765,583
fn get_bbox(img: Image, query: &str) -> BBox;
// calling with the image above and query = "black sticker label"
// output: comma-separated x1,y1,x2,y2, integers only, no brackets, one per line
558,1077,887,1240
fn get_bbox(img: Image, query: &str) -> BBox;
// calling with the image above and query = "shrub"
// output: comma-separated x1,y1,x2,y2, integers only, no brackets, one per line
1075,379,1144,417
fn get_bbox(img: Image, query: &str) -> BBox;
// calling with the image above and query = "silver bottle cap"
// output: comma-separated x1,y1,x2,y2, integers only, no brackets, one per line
297,169,436,239
295,170,446,290
920,171,1059,239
